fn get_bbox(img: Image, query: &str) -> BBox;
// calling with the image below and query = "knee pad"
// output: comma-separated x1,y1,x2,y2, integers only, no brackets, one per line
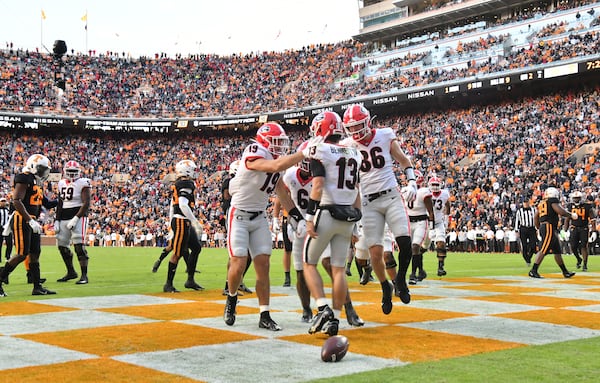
74,244,89,261
384,252,397,269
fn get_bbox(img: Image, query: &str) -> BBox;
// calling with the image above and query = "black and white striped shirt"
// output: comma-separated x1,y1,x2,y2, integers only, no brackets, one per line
515,207,536,230
0,207,10,229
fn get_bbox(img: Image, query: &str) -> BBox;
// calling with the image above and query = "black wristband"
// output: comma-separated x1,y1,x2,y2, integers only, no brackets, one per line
307,198,320,215
288,207,304,222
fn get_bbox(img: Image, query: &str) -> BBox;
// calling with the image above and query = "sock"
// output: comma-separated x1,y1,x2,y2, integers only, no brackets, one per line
558,263,569,273
166,261,177,285
532,263,539,272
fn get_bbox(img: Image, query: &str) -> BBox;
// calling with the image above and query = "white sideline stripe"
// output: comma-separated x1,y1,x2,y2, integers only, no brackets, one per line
28,294,195,309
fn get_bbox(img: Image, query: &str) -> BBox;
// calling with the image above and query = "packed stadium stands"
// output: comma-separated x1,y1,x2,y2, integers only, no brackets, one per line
0,0,598,249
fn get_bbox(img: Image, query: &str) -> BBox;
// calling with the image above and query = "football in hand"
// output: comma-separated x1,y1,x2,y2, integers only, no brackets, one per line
321,335,349,362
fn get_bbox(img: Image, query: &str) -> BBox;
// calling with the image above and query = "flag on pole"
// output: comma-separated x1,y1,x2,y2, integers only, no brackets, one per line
81,12,88,30
41,9,46,20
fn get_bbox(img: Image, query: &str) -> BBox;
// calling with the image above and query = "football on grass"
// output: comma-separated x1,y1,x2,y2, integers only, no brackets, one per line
321,335,349,362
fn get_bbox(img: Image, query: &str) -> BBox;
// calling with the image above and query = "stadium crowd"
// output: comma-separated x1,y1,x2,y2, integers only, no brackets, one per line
0,2,598,117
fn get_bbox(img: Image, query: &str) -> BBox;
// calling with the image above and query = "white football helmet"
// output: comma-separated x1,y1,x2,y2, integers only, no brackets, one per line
544,187,560,199
570,191,583,205
343,104,372,142
175,160,198,179
428,175,442,194
24,154,51,181
229,160,240,176
64,160,81,181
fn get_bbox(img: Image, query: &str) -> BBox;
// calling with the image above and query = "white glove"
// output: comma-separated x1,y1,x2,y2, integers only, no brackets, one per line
67,216,79,230
166,230,174,241
54,221,60,234
571,212,578,220
29,219,42,234
2,223,11,237
295,220,307,239
404,180,417,203
272,217,280,232
301,135,324,158
191,221,203,236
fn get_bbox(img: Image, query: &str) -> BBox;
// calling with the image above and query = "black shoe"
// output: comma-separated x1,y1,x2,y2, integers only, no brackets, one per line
163,284,180,293
582,266,588,272
576,259,582,269
259,314,282,331
184,281,205,291
360,265,372,285
32,286,56,295
563,271,575,278
394,276,411,304
283,277,291,287
437,267,447,277
321,318,339,336
0,284,6,297
76,276,88,285
417,270,427,281
224,294,238,326
301,308,313,323
309,305,334,334
345,305,364,327
408,274,418,285
57,272,78,282
345,265,352,276
238,283,252,293
528,270,543,278
381,281,393,315
152,259,161,273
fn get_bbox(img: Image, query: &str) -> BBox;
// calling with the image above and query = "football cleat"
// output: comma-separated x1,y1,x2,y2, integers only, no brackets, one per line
417,270,427,281
224,294,238,326
0,285,6,297
528,270,543,278
563,271,575,278
32,286,56,295
184,281,204,291
238,283,252,293
57,272,78,282
259,314,282,331
302,308,313,323
76,276,88,285
345,304,364,327
381,280,393,315
360,265,373,285
152,259,162,273
321,318,339,336
437,267,447,277
408,274,418,285
163,284,180,293
309,305,334,334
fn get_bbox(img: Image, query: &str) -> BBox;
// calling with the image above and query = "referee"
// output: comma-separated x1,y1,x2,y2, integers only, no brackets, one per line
515,199,537,265
0,197,12,261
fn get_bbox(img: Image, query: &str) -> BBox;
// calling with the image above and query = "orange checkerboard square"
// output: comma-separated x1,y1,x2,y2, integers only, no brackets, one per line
17,321,261,357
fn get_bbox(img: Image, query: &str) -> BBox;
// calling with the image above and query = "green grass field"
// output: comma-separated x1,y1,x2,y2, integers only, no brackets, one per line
2,246,599,382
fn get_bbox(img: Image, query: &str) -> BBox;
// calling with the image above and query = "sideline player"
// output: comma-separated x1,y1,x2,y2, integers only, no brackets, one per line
55,160,92,284
342,104,417,313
